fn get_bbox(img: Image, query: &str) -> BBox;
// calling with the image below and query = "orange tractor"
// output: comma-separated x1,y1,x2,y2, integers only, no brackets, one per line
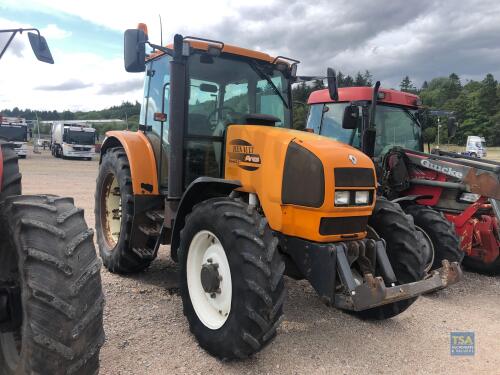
95,24,461,359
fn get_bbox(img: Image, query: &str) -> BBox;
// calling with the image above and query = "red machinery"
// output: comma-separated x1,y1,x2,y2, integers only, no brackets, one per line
307,86,500,274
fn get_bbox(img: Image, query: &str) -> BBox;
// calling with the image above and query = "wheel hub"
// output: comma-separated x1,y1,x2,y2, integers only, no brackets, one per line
200,260,222,296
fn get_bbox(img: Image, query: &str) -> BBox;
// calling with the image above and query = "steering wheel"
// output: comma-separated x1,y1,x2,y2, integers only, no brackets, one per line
207,106,241,125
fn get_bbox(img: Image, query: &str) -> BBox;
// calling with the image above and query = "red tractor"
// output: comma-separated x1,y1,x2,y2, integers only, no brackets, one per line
0,28,104,374
306,84,500,274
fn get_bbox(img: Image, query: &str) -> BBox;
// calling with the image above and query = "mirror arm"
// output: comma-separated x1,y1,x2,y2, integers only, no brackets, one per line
147,42,173,56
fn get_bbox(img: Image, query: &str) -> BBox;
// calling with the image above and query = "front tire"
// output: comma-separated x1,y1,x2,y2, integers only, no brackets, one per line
179,198,286,359
405,205,463,270
354,197,425,320
0,195,105,375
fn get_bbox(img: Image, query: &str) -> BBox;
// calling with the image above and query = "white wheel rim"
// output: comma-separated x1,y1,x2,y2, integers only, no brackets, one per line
186,230,232,330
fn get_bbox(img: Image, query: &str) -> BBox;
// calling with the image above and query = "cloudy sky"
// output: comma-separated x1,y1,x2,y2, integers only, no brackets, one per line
1,0,500,111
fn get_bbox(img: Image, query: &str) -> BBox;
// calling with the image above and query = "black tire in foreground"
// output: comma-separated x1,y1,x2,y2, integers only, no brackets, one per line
353,197,425,320
405,205,463,271
179,197,286,360
0,140,22,201
0,195,105,374
95,147,154,273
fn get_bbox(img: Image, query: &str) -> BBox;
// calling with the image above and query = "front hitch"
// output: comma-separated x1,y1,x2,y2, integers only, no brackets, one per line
335,260,462,311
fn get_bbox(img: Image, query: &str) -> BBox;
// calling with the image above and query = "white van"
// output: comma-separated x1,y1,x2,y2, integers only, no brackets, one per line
465,136,487,158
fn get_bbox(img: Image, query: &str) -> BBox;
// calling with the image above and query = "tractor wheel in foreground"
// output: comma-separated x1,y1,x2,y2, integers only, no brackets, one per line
353,197,425,320
0,140,22,201
95,147,156,273
179,197,286,360
405,205,463,271
0,195,105,375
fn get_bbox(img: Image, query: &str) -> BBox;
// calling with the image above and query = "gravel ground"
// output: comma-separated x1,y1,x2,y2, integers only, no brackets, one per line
20,150,500,375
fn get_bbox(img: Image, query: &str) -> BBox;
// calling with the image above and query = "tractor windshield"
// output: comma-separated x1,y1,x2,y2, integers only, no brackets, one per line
0,125,27,142
309,103,422,157
187,53,291,137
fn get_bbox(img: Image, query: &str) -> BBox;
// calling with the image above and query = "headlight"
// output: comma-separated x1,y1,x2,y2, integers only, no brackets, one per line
334,191,350,206
355,191,370,205
460,192,480,203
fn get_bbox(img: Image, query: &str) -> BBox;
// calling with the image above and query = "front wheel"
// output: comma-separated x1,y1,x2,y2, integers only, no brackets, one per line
404,205,463,271
352,197,425,320
179,198,286,359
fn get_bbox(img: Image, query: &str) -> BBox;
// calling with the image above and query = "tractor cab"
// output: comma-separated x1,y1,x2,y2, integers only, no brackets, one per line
306,87,423,159
126,30,297,191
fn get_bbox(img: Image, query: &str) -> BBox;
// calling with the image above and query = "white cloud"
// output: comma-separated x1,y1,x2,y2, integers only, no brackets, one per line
40,24,72,39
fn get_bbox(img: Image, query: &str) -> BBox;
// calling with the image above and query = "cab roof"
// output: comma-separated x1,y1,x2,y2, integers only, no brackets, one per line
148,38,293,65
307,87,421,108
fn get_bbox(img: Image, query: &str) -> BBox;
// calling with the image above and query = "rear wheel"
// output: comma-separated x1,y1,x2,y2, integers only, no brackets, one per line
405,205,463,271
353,197,425,320
179,197,286,359
95,147,156,273
0,195,105,374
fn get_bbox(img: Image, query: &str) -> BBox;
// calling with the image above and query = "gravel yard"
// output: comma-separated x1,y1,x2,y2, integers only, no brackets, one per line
20,150,500,375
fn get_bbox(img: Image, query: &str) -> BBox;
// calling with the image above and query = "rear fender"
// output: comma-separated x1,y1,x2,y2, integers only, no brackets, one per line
100,131,159,195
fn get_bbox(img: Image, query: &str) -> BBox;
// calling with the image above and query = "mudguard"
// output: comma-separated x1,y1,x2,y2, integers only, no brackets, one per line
100,131,159,195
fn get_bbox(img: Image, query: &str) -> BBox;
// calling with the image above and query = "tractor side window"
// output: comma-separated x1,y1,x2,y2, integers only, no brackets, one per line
145,56,171,143
142,55,171,188
188,79,219,136
306,104,323,133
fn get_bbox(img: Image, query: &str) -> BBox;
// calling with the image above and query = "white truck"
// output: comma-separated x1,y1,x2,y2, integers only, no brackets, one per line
0,116,29,158
464,135,487,158
51,121,96,160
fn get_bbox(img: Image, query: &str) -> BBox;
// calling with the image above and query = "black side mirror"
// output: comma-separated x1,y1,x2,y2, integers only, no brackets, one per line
124,29,147,72
447,116,458,138
327,67,339,101
28,32,54,64
342,105,359,129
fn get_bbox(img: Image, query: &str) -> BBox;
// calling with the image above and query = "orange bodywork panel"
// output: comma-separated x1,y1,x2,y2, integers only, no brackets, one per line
102,131,159,195
224,126,376,243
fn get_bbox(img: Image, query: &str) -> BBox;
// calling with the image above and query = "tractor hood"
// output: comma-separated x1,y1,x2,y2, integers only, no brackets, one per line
225,125,376,243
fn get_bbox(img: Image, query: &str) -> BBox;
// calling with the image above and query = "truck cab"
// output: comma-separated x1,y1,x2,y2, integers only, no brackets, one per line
465,135,487,158
51,121,96,160
0,116,29,158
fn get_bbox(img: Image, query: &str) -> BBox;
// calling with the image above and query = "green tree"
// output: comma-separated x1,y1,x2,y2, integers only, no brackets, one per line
400,76,416,93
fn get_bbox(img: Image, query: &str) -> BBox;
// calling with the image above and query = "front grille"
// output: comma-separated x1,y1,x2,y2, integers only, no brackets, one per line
334,168,375,187
319,216,369,235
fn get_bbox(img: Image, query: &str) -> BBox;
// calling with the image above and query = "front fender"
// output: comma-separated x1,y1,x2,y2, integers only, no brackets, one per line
170,177,241,262
100,131,159,195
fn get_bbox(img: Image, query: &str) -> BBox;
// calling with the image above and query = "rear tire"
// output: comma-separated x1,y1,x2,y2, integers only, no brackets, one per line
179,197,286,359
95,147,154,273
0,195,105,375
0,141,22,201
353,197,425,320
405,205,463,270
